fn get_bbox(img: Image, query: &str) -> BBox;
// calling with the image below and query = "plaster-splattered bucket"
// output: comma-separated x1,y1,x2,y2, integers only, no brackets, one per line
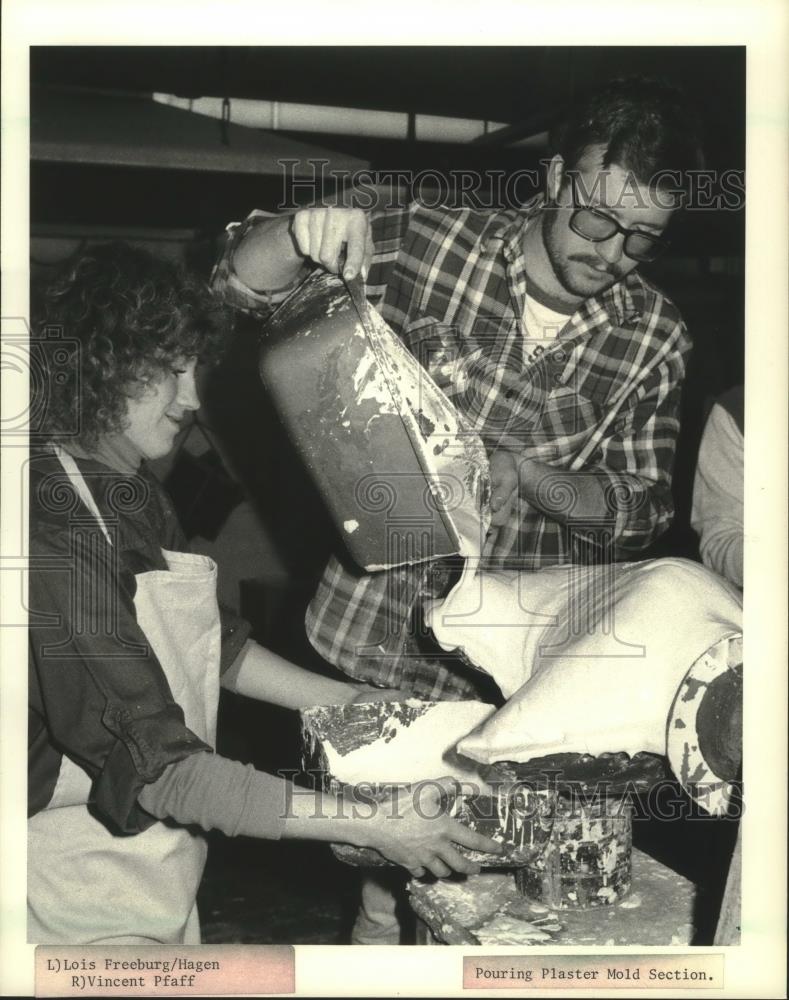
515,795,633,909
259,270,489,571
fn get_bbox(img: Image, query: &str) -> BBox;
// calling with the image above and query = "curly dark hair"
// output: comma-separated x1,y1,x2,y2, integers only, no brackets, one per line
33,242,230,449
551,76,704,189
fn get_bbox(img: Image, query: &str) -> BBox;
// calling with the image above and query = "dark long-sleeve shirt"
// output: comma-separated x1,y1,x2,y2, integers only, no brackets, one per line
28,447,253,833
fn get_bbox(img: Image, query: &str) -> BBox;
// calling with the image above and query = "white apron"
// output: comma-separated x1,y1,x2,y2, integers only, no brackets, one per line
28,449,222,944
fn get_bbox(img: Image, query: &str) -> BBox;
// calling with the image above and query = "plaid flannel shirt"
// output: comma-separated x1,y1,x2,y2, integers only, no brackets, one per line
212,201,691,700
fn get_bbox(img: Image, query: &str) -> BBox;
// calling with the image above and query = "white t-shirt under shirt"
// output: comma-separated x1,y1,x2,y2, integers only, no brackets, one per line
522,290,573,366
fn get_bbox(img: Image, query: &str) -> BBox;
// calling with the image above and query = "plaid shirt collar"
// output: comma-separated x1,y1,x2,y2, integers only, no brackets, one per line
479,196,645,335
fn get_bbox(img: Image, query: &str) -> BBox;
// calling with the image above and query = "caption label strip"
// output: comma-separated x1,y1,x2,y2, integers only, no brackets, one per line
463,954,723,989
35,945,295,997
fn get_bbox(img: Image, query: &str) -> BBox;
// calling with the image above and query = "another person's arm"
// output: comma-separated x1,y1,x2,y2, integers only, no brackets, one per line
230,208,374,292
691,402,744,587
210,207,375,324
220,639,363,708
490,342,690,556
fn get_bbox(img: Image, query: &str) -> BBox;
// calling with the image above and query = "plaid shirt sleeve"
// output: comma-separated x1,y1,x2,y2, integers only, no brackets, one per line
364,203,418,307
591,328,691,553
209,209,307,316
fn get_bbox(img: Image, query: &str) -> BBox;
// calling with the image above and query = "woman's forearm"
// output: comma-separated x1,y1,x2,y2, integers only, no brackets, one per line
138,751,289,840
221,640,359,709
140,745,504,877
280,785,372,846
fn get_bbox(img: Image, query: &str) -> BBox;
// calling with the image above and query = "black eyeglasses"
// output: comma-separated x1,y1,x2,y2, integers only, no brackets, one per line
566,175,670,263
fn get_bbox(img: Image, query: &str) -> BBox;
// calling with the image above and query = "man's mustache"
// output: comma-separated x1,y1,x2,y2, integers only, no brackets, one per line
567,255,620,277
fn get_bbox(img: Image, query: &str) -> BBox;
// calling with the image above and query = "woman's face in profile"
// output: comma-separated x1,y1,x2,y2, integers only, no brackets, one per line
123,358,200,461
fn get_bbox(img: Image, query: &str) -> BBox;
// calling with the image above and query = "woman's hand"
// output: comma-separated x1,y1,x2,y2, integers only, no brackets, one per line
361,776,504,878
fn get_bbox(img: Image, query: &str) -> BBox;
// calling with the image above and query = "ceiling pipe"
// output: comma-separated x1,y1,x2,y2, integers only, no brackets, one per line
153,93,509,145
471,108,559,147
32,88,370,175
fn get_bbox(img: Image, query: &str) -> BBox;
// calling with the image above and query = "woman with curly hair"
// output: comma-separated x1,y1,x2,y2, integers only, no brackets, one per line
27,243,500,945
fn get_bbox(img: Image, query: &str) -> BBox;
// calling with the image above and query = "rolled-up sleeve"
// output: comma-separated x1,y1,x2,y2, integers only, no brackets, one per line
28,526,211,834
210,209,306,317
210,204,414,321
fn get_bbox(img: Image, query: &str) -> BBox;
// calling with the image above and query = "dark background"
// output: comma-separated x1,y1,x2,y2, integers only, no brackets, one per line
30,46,745,944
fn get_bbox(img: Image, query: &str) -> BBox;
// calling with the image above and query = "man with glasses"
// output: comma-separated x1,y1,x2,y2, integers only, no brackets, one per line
213,76,703,943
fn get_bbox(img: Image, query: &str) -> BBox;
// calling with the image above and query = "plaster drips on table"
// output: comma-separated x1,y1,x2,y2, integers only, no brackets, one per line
407,872,564,945
475,913,554,945
409,849,696,946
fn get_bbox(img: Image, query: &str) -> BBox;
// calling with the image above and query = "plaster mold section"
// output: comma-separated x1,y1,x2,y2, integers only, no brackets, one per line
430,559,742,766
301,699,494,787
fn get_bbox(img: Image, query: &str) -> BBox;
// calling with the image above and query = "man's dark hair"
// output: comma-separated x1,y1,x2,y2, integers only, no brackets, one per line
551,76,704,187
